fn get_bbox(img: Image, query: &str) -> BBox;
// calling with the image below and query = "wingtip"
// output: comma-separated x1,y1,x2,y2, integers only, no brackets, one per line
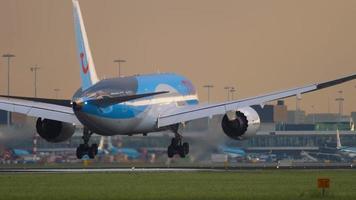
316,73,356,90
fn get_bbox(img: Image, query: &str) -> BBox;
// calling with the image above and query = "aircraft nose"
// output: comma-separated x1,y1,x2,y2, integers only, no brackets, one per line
72,101,83,111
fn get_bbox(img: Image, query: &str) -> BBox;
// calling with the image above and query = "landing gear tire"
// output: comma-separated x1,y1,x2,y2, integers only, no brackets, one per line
76,145,86,159
178,146,186,158
167,145,175,158
88,145,97,159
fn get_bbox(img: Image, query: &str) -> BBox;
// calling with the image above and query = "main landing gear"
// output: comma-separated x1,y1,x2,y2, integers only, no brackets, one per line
76,127,98,159
167,133,189,158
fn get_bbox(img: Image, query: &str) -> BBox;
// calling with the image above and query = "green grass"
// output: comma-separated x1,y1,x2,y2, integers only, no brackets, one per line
0,170,356,200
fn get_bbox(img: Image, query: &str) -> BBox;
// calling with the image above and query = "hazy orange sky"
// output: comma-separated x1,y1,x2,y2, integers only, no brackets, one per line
0,0,355,114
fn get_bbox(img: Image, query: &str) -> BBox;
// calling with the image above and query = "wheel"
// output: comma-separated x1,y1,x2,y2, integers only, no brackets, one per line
91,143,98,155
183,142,189,155
76,147,82,159
178,146,186,158
76,146,85,159
167,145,175,158
88,144,98,159
88,148,96,159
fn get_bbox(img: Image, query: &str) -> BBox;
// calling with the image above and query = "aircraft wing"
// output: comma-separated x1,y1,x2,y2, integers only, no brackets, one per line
0,96,81,125
158,73,356,128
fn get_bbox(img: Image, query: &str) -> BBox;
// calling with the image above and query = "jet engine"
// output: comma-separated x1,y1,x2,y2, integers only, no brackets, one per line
36,118,75,143
221,107,260,140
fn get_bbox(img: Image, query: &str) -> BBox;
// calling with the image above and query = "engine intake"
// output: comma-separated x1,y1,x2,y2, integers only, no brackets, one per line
221,107,260,140
36,118,75,143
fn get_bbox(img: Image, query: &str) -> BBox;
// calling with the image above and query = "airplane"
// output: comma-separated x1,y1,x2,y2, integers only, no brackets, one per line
0,0,355,160
336,129,356,158
218,145,246,158
4,148,40,163
12,148,31,157
2,148,31,160
98,136,141,159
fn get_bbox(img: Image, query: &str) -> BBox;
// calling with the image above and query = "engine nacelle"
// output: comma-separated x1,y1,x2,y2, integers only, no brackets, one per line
36,118,75,143
221,107,260,140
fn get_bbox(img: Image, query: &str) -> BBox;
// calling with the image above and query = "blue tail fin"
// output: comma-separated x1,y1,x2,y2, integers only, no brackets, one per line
72,0,99,90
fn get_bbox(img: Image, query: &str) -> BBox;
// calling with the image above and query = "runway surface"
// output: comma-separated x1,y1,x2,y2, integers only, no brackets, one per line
0,168,226,173
0,164,355,173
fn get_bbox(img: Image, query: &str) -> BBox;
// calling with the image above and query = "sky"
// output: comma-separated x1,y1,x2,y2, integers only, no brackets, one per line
0,0,355,114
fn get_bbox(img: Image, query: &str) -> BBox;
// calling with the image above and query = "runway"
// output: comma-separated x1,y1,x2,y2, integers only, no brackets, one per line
0,168,226,173
0,163,355,174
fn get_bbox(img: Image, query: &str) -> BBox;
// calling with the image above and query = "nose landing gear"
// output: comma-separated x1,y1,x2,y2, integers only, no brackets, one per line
76,128,98,159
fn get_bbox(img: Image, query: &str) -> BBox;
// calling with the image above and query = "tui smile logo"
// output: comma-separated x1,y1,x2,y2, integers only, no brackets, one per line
80,52,89,74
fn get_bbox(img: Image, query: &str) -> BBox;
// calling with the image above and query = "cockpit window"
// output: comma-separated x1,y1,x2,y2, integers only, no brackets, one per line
82,77,138,99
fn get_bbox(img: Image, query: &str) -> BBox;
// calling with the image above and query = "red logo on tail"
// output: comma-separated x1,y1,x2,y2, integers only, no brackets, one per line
80,53,89,74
